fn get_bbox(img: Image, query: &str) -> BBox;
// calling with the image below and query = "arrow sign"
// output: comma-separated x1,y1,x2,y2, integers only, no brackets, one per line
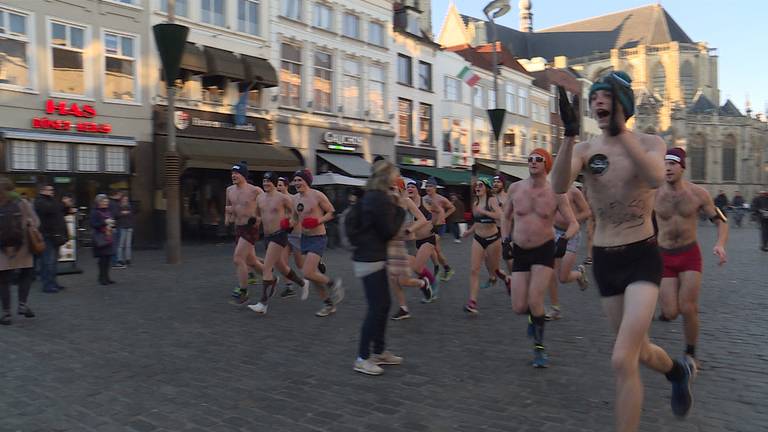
153,23,189,83
487,108,506,142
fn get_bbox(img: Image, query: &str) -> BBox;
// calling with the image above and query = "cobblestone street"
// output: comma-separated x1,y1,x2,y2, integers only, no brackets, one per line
1,225,766,432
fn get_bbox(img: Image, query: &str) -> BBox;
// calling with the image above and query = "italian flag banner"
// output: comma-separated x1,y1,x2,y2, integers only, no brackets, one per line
458,66,480,87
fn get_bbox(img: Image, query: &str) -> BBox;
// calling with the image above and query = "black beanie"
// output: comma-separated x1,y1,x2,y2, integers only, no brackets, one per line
263,171,278,185
231,160,249,179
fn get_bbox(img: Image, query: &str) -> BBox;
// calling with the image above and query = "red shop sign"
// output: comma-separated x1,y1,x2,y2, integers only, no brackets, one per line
31,100,112,134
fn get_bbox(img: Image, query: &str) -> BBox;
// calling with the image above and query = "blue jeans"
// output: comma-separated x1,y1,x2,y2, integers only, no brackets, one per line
117,228,133,263
111,229,122,265
39,239,59,291
357,268,391,359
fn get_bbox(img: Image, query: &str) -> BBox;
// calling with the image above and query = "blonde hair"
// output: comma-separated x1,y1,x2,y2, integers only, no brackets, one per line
366,160,399,192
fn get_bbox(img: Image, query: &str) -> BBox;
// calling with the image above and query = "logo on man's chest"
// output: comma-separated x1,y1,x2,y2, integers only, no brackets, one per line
296,203,305,213
588,154,610,175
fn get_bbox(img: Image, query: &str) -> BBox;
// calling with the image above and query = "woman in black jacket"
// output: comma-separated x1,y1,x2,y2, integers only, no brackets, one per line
351,160,405,376
90,195,116,285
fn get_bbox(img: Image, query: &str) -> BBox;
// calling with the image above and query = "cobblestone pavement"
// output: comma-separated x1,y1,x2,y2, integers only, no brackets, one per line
1,225,766,432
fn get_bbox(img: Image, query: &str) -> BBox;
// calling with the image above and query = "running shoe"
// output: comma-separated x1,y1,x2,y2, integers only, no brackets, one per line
453,239,462,244
17,304,35,318
420,277,433,302
391,307,411,321
545,307,562,321
330,278,344,305
300,279,310,301
440,268,455,281
670,356,697,417
371,351,403,365
315,304,336,317
353,358,383,376
583,257,593,266
319,260,327,274
229,287,249,305
267,277,281,298
248,302,268,314
464,300,479,315
247,273,259,286
576,265,589,291
532,347,549,368
480,278,496,290
280,287,296,299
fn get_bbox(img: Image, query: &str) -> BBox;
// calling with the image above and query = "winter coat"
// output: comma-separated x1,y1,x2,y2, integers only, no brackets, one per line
34,194,67,241
90,208,115,257
0,199,40,271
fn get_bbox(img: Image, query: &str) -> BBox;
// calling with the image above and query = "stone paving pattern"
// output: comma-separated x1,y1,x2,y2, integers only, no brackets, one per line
1,225,767,432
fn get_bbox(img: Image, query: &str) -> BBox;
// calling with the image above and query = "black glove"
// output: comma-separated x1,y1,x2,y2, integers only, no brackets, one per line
609,88,621,137
554,236,568,258
502,238,514,261
558,86,580,137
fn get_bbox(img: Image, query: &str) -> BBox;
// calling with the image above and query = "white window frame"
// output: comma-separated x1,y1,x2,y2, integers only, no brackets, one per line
102,0,143,8
342,57,362,118
9,140,39,171
505,83,516,114
76,144,101,172
488,88,496,109
0,5,36,92
313,50,333,113
47,18,91,99
282,0,302,21
159,0,190,17
105,146,128,173
444,77,461,102
368,20,385,46
473,86,484,107
418,61,432,91
238,0,260,36
418,103,433,146
397,54,412,86
342,12,360,39
473,116,488,152
45,142,70,171
312,2,333,30
201,0,226,27
279,41,302,108
368,63,386,122
101,29,140,104
398,98,413,144
518,86,528,116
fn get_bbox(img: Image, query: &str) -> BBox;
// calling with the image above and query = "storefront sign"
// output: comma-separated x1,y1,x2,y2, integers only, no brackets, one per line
175,110,258,131
322,131,362,152
400,156,435,167
154,107,270,143
32,100,112,134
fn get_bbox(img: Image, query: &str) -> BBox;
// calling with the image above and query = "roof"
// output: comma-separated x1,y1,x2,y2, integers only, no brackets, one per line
530,68,582,94
447,44,531,76
688,92,716,114
719,100,743,117
460,4,695,61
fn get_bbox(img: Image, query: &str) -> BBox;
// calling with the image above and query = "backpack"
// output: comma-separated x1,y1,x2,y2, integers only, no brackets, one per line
0,200,25,250
343,194,366,248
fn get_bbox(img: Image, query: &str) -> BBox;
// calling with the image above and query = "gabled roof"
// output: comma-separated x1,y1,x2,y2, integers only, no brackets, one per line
719,99,743,117
688,92,716,114
529,68,582,94
458,4,695,61
447,44,532,77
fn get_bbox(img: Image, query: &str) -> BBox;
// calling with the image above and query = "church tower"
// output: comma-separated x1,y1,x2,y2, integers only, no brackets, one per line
519,0,533,32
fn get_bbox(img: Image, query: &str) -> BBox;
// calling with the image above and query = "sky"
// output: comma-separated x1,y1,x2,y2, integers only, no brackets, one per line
431,0,767,115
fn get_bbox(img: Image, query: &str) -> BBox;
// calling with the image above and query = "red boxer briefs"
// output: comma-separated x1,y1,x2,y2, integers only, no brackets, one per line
660,242,702,278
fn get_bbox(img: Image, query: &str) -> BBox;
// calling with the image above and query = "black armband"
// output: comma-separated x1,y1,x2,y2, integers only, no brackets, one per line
709,207,727,224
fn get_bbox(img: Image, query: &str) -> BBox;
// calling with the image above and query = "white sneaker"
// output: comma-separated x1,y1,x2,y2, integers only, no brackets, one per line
453,239,461,244
315,304,336,317
248,302,268,314
300,279,310,301
371,351,403,365
576,265,589,291
354,358,383,376
331,278,344,305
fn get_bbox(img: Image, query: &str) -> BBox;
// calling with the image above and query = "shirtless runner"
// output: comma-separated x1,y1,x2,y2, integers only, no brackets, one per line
486,176,514,284
425,178,455,281
292,169,343,317
248,173,311,314
551,72,696,431
277,177,305,298
225,161,264,305
654,147,728,360
547,185,591,320
503,148,578,368
407,181,442,302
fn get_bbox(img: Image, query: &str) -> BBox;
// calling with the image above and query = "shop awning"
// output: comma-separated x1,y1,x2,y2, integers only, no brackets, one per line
203,47,245,81
317,153,372,178
400,166,472,186
478,161,529,180
177,138,300,171
241,55,278,88
180,43,206,75
1,129,136,146
313,173,366,187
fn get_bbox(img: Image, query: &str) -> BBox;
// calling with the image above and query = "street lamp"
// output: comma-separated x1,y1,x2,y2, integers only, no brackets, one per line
484,0,511,175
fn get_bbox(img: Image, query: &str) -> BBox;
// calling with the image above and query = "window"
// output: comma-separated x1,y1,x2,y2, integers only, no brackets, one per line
397,54,411,86
104,32,136,101
418,61,431,91
105,147,127,173
690,134,706,181
652,63,666,99
77,145,100,172
406,12,420,35
160,0,189,17
505,83,516,113
419,103,432,146
473,87,484,107
368,64,385,121
45,143,69,171
680,61,695,103
313,3,332,30
369,21,385,46
201,0,225,26
342,13,360,38
444,77,460,101
519,129,527,155
488,89,496,109
0,7,31,89
517,86,528,116
51,21,86,96
474,116,488,153
283,0,301,20
313,51,332,112
550,85,557,112
238,0,260,35
10,140,37,170
503,132,515,154
279,42,301,107
342,58,361,117
443,118,468,153
722,136,736,181
398,98,413,144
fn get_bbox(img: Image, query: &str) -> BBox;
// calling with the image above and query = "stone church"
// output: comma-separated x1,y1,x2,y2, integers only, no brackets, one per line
439,2,767,198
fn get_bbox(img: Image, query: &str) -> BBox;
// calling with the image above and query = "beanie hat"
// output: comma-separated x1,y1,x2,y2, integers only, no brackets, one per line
231,161,249,179
530,148,553,173
263,171,278,185
277,176,288,184
426,177,438,187
666,147,687,169
293,169,313,186
477,177,492,190
589,71,635,119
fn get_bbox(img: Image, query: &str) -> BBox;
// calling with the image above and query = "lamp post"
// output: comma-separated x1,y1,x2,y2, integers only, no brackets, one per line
484,0,511,175
153,0,188,264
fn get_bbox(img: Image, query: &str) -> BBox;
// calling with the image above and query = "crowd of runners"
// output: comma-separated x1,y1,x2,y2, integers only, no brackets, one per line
221,71,730,432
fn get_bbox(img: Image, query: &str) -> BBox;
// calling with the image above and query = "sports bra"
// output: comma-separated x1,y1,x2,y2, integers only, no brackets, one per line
473,198,495,224
419,201,432,221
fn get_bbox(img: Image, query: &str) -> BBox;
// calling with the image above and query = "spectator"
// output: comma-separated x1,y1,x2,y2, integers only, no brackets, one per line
752,190,768,251
0,176,40,325
108,190,123,268
714,190,729,213
115,195,134,267
447,193,466,243
34,183,67,293
90,195,116,285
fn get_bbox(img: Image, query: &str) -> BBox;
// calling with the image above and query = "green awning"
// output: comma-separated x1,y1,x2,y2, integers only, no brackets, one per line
241,55,278,88
177,138,300,171
400,166,472,186
203,47,245,80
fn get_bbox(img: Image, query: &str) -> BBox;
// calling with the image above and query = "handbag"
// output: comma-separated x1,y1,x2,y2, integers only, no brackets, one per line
27,224,46,255
93,230,113,248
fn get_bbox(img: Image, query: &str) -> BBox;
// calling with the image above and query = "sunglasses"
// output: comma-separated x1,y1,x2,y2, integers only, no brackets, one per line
528,155,545,163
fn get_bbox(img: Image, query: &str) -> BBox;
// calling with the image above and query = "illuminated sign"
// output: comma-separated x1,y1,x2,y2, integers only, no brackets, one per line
400,156,435,167
322,131,362,152
32,100,112,134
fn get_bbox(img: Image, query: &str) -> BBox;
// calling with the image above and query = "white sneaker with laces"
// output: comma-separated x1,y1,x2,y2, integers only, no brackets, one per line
315,304,336,317
371,351,403,365
331,278,344,305
300,279,310,301
354,358,383,376
248,302,268,314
